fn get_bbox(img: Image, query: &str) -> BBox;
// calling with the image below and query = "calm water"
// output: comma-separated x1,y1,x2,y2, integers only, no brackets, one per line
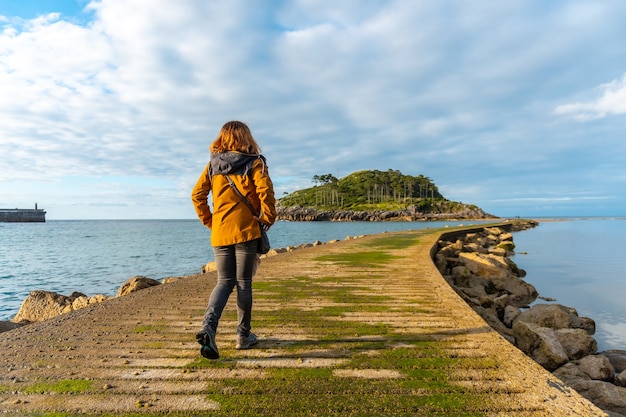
512,217,626,352
0,219,476,322
1,218,624,352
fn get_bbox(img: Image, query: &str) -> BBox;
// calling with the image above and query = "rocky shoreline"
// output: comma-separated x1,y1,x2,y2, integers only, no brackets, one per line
276,205,497,221
434,221,626,416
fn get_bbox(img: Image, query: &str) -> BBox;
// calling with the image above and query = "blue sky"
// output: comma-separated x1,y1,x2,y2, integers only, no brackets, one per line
1,1,625,220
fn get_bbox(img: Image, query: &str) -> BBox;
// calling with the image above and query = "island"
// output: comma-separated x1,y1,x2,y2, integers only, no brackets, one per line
277,169,496,221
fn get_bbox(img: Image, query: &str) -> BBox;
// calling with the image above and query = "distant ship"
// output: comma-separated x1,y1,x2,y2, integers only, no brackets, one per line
0,204,46,222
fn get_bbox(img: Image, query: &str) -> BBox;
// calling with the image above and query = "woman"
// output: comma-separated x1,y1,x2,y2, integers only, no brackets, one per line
191,121,276,359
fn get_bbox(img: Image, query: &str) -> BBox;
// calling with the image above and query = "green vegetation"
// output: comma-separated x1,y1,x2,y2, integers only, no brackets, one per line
23,379,93,394
181,234,493,415
279,169,483,214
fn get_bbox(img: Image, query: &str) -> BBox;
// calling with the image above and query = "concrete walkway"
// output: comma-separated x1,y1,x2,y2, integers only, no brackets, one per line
0,226,606,416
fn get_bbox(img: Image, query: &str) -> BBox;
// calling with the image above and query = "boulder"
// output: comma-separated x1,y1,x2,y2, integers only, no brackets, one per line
493,294,511,317
484,227,504,236
553,361,590,383
117,276,161,296
551,361,626,414
438,240,463,258
71,294,109,310
456,252,537,306
457,252,510,280
555,329,598,360
496,241,516,252
603,350,626,373
512,320,569,371
514,303,594,334
11,290,108,323
503,305,521,328
567,380,626,416
577,355,615,382
616,370,626,387
202,262,217,273
489,247,507,257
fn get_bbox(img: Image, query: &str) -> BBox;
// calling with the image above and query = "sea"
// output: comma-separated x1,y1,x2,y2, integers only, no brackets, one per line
1,217,624,352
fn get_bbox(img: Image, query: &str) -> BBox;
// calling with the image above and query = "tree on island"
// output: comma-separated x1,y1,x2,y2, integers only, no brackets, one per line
281,169,449,211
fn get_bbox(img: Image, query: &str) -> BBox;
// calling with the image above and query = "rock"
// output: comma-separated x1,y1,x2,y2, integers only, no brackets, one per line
484,227,503,236
512,320,569,371
580,316,597,335
0,320,23,333
11,290,108,323
503,305,521,328
11,290,73,323
555,329,598,360
489,247,507,257
202,262,216,273
457,252,509,280
456,252,537,306
603,351,626,373
577,355,615,381
514,303,594,334
68,294,108,310
438,240,463,258
605,409,626,417
568,380,626,416
554,361,590,383
492,294,510,317
117,276,161,297
496,241,516,252
616,370,626,387
554,362,626,415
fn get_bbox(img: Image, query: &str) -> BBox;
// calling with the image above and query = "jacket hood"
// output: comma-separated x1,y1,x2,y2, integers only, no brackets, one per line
209,152,265,176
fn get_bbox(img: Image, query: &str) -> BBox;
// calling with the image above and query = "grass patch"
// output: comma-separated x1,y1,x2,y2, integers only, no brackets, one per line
21,379,93,394
363,233,422,249
314,251,398,267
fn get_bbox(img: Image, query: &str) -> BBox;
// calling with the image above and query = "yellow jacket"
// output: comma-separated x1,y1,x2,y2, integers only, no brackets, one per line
191,152,276,247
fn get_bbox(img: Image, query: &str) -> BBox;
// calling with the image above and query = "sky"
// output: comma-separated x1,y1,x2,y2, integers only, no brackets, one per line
1,1,625,220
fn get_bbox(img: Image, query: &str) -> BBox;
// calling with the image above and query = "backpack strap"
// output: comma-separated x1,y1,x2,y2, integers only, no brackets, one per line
225,175,259,218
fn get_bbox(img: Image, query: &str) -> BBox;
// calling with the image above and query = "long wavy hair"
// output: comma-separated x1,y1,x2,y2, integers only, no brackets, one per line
210,121,261,154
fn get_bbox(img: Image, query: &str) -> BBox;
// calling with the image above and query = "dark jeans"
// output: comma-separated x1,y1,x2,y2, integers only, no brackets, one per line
202,239,258,336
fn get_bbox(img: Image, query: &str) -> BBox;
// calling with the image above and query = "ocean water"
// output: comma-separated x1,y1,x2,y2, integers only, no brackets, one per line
1,217,624,352
512,217,626,352
0,219,477,323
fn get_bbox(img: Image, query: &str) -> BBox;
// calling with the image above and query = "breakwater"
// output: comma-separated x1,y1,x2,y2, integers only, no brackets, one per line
434,221,626,415
0,225,604,415
0,205,46,222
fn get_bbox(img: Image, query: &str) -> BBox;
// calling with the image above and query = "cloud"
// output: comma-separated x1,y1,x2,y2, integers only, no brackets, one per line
1,0,626,218
555,73,626,121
